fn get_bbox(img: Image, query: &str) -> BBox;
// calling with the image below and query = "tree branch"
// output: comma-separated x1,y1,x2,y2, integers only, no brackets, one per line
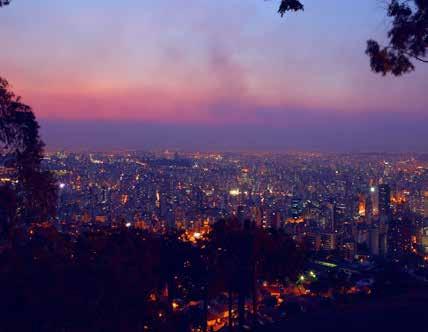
413,55,428,63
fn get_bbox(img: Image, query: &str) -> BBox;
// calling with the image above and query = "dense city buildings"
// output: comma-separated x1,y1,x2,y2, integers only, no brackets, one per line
34,151,428,261
3,149,428,331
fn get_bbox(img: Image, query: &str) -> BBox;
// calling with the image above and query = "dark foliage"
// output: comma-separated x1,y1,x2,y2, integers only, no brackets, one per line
278,0,304,16
275,0,427,75
0,228,166,332
0,0,11,8
366,0,428,75
0,221,305,332
0,78,57,231
209,219,305,329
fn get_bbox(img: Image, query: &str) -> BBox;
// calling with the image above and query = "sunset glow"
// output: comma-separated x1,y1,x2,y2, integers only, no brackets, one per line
1,0,427,150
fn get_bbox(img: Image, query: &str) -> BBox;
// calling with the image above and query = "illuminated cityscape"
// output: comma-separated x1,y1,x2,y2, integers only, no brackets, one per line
1,150,420,330
1,0,428,331
43,151,428,256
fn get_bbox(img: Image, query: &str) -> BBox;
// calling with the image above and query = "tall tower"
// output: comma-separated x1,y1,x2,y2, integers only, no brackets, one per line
251,206,263,228
358,194,366,216
424,191,428,219
365,195,373,223
369,227,380,256
291,197,302,220
326,202,335,232
369,185,379,216
379,184,392,222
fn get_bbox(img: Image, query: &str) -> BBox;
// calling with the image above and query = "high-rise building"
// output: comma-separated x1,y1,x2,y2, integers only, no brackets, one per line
369,225,388,257
369,227,380,256
305,232,321,251
358,194,366,216
251,206,263,227
365,195,373,223
270,210,281,230
417,227,428,256
424,191,428,219
291,198,302,220
342,240,356,261
100,187,110,205
321,233,336,251
388,219,411,258
379,184,391,221
334,203,346,226
326,203,336,231
369,185,379,216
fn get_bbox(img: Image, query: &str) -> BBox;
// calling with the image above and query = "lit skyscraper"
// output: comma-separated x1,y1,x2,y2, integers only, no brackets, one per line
424,191,428,219
369,186,379,216
379,184,392,221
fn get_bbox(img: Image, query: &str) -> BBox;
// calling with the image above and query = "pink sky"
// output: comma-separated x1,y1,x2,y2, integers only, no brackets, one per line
1,0,427,150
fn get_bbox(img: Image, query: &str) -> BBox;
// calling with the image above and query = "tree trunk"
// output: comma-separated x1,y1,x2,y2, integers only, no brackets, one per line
228,289,233,330
203,285,208,332
166,278,174,316
251,264,257,327
238,288,245,331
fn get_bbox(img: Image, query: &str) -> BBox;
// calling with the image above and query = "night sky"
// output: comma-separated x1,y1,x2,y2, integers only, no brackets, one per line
1,0,427,151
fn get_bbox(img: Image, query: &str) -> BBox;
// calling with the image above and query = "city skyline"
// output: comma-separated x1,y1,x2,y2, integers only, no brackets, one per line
1,1,427,151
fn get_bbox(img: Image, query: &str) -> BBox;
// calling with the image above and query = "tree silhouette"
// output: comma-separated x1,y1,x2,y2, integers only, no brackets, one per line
0,0,11,8
278,0,304,16
0,78,57,231
276,0,427,76
366,0,428,75
0,185,16,235
209,218,305,330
